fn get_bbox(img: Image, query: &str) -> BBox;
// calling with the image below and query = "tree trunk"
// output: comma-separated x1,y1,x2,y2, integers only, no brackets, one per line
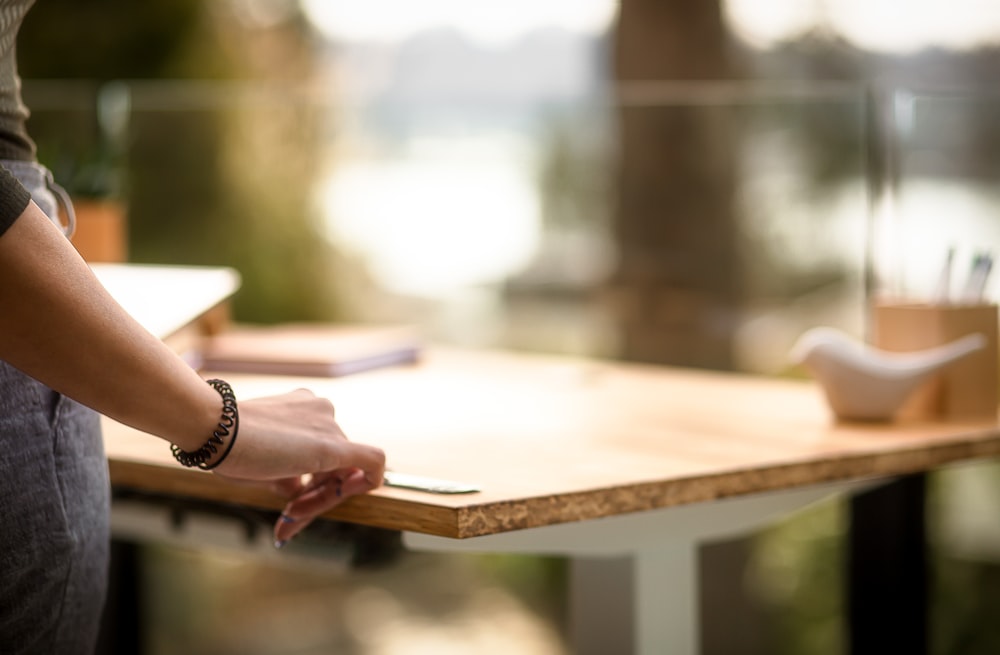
605,5,771,655
609,0,742,370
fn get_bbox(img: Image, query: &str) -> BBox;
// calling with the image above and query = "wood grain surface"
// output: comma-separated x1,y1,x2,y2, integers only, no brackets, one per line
104,347,1000,539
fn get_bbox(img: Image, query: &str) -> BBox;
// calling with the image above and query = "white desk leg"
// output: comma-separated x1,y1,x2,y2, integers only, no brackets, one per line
635,543,698,655
405,481,881,655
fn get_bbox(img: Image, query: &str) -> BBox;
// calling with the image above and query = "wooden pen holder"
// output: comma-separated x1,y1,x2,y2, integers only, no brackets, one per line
872,302,999,420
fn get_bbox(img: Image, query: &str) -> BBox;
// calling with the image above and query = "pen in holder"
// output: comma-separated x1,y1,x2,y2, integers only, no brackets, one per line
872,302,999,420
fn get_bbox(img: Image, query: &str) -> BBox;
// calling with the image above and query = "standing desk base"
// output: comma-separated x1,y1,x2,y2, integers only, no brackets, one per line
404,479,880,655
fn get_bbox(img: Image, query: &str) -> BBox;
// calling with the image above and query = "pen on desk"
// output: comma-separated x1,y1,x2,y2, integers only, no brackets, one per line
383,471,481,494
934,246,954,304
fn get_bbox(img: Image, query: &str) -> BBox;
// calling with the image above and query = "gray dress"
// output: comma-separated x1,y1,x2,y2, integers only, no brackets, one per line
0,1,111,652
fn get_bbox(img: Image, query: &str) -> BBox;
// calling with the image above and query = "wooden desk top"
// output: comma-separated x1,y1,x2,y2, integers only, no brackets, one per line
103,347,1000,539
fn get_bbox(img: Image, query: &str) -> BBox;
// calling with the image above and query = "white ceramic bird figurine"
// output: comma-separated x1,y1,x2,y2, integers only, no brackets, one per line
790,326,987,421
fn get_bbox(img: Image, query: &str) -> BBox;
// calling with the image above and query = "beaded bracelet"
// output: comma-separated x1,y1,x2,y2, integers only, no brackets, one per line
170,378,239,470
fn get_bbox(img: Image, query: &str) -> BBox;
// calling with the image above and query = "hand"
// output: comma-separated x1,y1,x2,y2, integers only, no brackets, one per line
210,389,385,546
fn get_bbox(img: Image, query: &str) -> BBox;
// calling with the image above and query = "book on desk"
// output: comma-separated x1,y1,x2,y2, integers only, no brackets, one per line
197,323,422,377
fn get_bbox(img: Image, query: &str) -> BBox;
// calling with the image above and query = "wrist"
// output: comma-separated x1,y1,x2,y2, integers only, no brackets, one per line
166,378,224,452
170,378,240,470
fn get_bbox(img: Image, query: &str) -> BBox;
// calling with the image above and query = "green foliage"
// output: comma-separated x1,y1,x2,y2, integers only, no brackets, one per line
19,2,342,323
124,98,341,323
475,554,568,625
537,109,611,230
749,500,846,655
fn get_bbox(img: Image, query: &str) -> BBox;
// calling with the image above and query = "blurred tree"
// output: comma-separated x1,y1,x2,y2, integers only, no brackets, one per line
18,0,342,322
608,0,743,371
596,4,779,655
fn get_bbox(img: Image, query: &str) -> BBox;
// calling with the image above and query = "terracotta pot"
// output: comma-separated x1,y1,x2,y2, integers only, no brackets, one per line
67,198,128,263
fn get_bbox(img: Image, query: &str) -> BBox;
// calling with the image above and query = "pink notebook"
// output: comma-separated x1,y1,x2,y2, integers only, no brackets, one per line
199,323,421,377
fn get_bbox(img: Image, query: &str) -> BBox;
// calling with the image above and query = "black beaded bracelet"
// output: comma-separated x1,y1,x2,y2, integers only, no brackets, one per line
170,378,239,470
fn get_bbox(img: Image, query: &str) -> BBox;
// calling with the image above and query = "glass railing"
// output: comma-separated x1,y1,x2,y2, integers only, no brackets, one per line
23,79,874,374
872,88,1000,305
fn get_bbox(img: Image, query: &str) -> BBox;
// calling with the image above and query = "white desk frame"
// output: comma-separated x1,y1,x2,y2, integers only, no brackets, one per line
404,478,880,655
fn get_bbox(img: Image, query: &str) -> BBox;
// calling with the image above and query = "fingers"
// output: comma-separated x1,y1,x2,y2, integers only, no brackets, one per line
328,442,386,487
206,388,386,547
271,443,384,546
273,468,377,546
270,476,308,497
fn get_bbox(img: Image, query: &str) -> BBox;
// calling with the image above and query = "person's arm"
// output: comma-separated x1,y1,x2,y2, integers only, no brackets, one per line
0,199,384,544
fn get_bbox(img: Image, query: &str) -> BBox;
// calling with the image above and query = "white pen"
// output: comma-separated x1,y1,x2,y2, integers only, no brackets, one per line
934,247,954,304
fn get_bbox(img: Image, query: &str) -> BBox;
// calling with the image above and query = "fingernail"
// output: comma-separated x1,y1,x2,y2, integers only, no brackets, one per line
279,514,297,524
274,539,287,549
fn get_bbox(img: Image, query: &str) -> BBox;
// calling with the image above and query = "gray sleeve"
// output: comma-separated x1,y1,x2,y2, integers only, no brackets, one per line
0,163,31,237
